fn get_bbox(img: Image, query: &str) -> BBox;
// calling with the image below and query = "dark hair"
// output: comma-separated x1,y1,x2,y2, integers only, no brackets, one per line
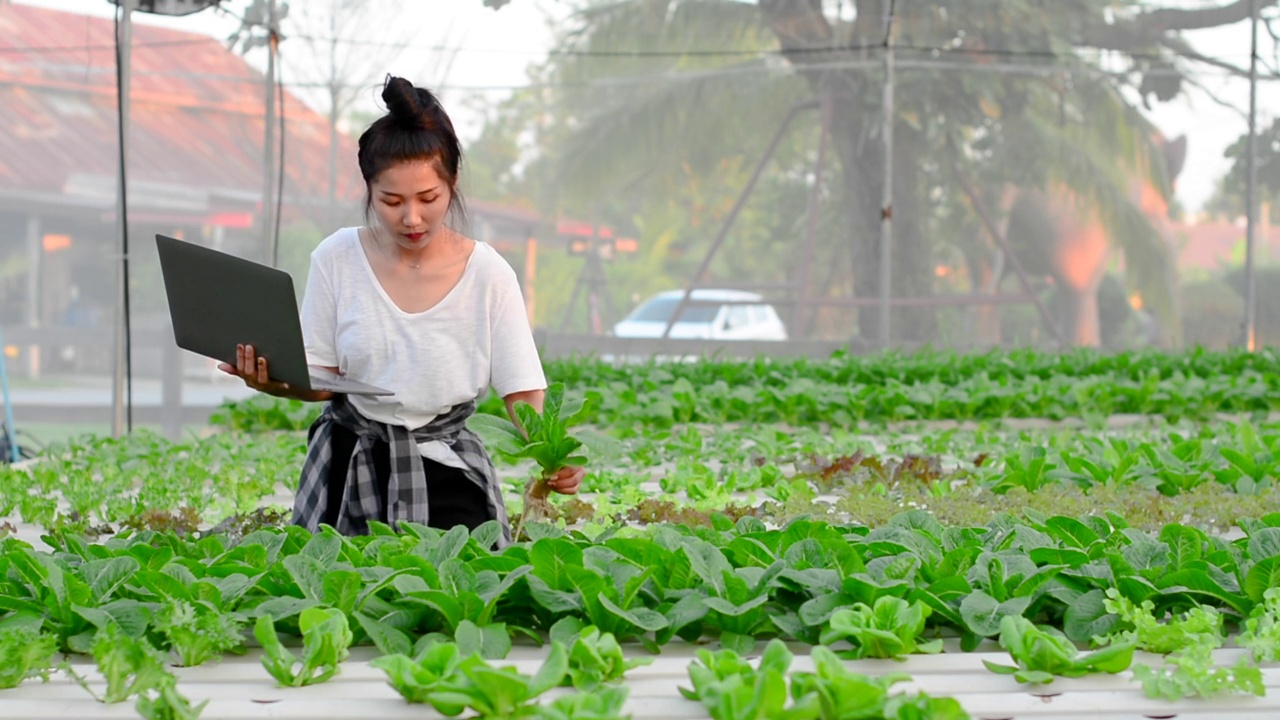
357,75,466,228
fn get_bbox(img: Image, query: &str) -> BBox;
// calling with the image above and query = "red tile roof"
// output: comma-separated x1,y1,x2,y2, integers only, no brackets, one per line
0,3,362,223
1174,220,1280,273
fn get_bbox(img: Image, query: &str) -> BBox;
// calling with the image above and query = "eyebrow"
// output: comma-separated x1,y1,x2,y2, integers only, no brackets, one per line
379,186,441,198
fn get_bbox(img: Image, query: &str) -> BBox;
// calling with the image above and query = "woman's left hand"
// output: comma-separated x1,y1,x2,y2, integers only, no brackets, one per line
547,466,585,495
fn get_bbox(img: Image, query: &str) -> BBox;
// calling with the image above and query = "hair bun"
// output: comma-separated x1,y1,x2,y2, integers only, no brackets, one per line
382,75,437,131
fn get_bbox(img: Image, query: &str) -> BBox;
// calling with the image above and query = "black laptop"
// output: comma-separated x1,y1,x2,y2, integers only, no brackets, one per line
155,234,393,397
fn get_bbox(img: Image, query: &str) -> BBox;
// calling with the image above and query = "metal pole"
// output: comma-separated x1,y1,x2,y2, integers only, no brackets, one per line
1242,0,1260,351
877,1,896,348
326,0,340,229
24,215,40,378
587,207,602,335
0,325,18,464
795,94,832,337
661,100,817,339
111,0,134,438
263,0,279,266
949,152,1068,348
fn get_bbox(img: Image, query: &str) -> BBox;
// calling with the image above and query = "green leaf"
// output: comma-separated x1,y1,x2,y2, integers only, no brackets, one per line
1064,589,1118,643
1159,525,1206,572
1246,556,1280,603
599,595,668,633
529,641,570,697
1248,527,1280,561
283,554,326,602
354,612,412,657
960,590,1032,637
322,570,362,615
455,620,511,660
83,557,141,603
470,521,502,551
252,596,320,622
683,541,731,596
719,631,755,655
300,532,342,566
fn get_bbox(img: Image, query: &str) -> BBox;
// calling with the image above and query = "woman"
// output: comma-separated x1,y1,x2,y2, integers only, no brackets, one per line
219,75,583,546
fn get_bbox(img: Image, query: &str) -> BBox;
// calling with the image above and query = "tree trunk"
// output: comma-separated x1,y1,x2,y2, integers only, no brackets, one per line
888,121,935,343
758,0,934,345
963,246,1004,347
1063,286,1102,347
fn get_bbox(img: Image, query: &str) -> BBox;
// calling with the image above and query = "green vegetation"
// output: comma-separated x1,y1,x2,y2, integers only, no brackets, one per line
4,348,1280,715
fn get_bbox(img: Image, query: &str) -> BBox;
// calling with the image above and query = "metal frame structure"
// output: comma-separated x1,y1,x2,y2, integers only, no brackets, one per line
109,0,223,438
658,96,1066,347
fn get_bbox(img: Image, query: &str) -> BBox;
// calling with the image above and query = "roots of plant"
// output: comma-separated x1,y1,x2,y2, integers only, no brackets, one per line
514,475,553,542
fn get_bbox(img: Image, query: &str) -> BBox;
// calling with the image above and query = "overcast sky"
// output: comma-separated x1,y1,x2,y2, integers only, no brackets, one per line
12,0,1278,217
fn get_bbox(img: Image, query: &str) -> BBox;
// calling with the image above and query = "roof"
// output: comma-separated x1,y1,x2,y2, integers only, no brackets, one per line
1175,219,1280,273
0,3,363,224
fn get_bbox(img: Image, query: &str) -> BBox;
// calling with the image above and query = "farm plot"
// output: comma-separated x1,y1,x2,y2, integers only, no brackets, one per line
3,349,1280,719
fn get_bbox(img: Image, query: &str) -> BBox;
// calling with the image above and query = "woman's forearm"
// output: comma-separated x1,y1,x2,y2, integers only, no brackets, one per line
503,389,545,434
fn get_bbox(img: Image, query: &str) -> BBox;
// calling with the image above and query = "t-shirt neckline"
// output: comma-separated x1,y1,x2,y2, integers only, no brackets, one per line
351,226,479,317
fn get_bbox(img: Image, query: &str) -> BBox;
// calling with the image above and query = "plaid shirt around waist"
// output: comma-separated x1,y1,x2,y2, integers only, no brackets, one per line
293,394,511,547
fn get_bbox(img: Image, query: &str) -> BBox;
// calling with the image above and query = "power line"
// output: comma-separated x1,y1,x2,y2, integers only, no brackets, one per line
0,37,213,54
6,54,1278,97
0,33,1270,64
272,33,1276,65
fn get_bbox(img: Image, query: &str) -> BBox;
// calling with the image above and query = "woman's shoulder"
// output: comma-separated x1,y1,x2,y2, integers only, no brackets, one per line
465,239,517,280
311,226,362,266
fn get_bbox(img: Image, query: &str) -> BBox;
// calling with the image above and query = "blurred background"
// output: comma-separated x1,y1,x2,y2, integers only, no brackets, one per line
0,0,1278,443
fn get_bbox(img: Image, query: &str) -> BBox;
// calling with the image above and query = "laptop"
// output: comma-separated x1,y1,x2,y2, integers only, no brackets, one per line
155,234,393,397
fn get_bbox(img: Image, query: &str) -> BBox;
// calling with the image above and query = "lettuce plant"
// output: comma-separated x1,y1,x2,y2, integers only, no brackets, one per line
984,616,1134,684
153,599,245,667
0,624,57,688
468,383,619,540
254,607,352,687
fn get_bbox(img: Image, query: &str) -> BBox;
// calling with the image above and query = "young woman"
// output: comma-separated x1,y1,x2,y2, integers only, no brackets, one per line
219,75,582,546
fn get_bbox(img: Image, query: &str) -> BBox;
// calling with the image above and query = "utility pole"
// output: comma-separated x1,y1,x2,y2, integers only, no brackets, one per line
263,0,280,266
111,0,134,438
877,1,896,348
326,0,340,230
227,0,289,264
1242,0,1260,351
108,0,223,438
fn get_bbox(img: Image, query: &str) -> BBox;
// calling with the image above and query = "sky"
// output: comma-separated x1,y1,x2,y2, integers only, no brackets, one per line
10,0,1279,217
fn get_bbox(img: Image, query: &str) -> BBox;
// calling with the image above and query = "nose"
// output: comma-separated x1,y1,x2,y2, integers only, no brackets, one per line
403,203,422,228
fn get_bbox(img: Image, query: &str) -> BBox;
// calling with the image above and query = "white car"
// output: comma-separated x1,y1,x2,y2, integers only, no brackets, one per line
611,289,789,341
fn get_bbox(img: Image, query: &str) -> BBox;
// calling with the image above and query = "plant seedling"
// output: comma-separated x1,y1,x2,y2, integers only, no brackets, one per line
467,383,620,540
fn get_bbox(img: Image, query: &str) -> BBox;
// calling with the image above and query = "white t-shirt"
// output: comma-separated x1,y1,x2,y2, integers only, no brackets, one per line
300,226,547,431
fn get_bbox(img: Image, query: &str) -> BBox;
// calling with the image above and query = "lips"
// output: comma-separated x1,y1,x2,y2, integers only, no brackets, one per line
403,232,425,241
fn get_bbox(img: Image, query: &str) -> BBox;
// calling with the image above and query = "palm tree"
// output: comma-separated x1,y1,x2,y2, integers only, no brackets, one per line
483,0,1273,346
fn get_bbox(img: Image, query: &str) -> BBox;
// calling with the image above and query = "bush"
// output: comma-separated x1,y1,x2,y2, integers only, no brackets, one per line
998,274,1136,349
1096,274,1135,348
1223,266,1280,348
1180,280,1244,350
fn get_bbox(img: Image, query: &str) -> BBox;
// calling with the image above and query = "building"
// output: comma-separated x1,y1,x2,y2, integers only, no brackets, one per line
0,3,365,373
0,3,633,377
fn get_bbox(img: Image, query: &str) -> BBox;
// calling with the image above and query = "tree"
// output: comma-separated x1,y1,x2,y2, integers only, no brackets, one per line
481,0,1276,347
275,0,463,227
1205,117,1280,221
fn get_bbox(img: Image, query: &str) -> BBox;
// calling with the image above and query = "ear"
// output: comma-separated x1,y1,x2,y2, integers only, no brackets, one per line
1164,135,1188,181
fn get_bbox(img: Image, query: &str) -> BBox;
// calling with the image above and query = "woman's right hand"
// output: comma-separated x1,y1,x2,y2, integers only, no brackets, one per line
217,344,331,402
218,343,288,394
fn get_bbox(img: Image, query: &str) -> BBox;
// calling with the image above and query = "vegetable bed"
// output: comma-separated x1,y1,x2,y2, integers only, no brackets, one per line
4,349,1280,719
